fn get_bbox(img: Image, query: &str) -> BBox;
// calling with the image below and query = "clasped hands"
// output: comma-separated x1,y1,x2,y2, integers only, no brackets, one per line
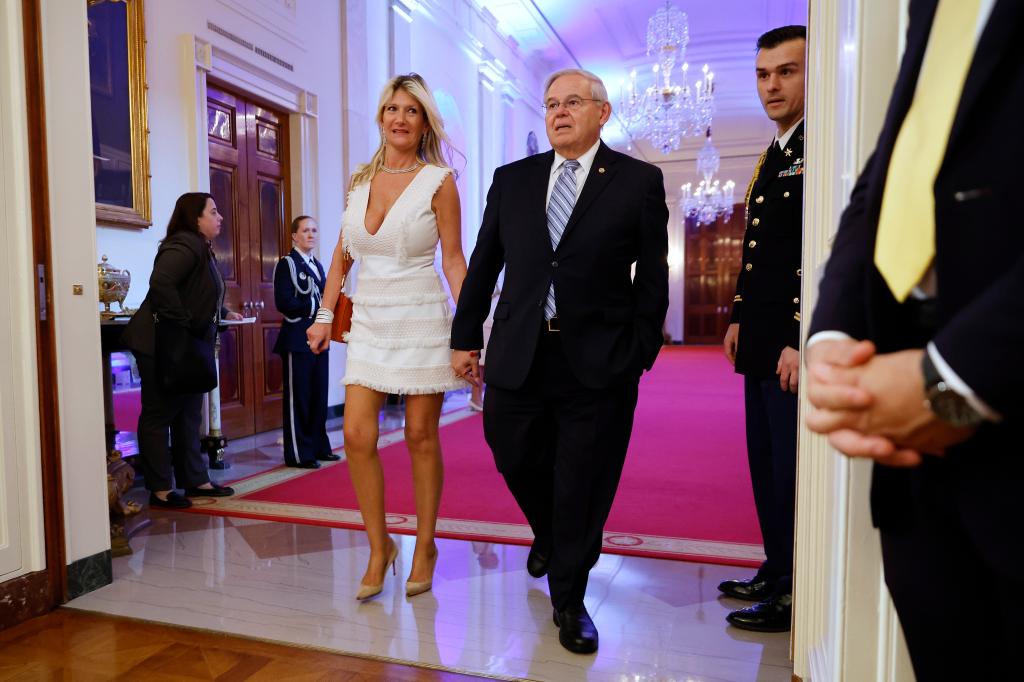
451,350,481,387
805,339,975,467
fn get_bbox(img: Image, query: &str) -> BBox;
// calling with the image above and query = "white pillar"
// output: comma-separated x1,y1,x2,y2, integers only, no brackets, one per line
794,0,914,679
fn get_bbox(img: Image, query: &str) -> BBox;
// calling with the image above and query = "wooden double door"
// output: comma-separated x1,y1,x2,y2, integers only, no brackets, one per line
206,84,289,436
683,205,746,344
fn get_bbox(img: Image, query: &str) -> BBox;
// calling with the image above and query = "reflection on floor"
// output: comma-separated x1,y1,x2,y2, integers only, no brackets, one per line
88,390,791,681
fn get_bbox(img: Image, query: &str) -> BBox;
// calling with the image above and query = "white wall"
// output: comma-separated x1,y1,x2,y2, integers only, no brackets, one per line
95,0,346,404
343,0,547,269
40,0,111,564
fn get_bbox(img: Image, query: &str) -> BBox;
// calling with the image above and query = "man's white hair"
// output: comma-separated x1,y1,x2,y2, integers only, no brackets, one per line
543,68,609,102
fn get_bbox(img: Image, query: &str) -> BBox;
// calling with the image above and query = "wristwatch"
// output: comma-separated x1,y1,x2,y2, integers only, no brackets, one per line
921,353,984,428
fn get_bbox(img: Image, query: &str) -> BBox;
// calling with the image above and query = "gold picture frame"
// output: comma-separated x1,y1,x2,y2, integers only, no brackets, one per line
88,0,151,228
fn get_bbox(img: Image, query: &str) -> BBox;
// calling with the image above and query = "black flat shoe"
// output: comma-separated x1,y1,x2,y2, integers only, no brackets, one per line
527,542,549,578
718,575,774,601
288,460,321,469
184,483,235,497
726,593,792,632
149,491,192,509
553,606,598,654
317,453,341,461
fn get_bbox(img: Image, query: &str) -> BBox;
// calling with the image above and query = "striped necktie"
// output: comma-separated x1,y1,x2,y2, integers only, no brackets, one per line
545,159,580,320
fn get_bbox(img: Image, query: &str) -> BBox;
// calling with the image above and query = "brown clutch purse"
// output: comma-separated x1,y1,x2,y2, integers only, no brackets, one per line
330,252,354,343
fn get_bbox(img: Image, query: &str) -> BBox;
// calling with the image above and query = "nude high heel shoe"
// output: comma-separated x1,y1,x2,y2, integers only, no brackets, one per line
405,551,438,597
355,539,398,601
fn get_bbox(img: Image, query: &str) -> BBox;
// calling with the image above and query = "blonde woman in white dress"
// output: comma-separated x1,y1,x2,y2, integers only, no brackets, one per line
307,74,467,600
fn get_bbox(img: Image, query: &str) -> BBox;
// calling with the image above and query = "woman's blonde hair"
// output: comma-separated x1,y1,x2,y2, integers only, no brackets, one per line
350,73,461,188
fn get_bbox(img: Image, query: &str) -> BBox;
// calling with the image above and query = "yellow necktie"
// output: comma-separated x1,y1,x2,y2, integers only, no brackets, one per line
874,0,982,301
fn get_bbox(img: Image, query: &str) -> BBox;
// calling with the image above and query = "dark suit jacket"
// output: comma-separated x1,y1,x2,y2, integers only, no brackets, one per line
731,122,804,378
273,248,327,355
122,231,223,357
808,0,1023,566
452,141,669,390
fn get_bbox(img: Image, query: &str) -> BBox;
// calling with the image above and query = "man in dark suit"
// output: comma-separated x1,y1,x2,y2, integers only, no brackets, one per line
273,216,340,469
451,69,668,654
805,1,1022,678
717,25,806,633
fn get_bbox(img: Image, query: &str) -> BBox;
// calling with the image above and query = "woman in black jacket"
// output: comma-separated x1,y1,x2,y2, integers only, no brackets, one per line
122,192,241,509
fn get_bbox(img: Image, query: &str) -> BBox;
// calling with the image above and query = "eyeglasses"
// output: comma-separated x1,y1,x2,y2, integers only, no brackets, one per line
542,96,603,113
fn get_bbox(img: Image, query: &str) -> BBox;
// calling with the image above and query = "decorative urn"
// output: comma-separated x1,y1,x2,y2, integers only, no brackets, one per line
97,254,131,313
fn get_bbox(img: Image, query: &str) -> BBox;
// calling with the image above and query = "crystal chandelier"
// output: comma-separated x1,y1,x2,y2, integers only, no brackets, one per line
680,129,735,225
619,2,716,154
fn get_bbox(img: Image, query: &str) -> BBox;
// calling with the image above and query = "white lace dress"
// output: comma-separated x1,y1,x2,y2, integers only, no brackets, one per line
340,164,465,395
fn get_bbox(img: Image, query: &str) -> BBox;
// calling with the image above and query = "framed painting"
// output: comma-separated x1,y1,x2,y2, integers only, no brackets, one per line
87,0,151,228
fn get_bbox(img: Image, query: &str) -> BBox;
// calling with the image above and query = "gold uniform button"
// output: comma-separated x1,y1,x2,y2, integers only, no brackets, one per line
748,240,757,248
793,297,800,304
752,218,760,226
755,195,764,204
783,191,791,198
745,263,753,272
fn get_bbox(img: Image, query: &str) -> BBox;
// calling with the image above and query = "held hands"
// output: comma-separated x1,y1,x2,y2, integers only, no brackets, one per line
306,322,331,354
451,350,481,387
804,340,976,467
777,346,800,393
723,323,739,365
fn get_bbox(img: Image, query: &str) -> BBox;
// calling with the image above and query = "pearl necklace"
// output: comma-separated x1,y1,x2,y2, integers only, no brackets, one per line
380,160,423,174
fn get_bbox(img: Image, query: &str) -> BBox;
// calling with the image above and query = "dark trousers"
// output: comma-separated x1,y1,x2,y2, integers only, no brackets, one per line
483,327,639,611
743,376,797,595
281,350,331,465
879,459,1020,681
136,353,209,492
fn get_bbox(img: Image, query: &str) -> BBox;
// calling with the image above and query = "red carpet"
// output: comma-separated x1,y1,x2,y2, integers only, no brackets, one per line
194,347,763,566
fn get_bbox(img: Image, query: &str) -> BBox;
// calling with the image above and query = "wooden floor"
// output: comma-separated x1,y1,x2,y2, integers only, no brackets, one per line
0,609,489,681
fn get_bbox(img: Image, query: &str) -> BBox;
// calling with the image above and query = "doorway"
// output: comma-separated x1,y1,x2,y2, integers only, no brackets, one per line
206,83,290,437
682,205,745,344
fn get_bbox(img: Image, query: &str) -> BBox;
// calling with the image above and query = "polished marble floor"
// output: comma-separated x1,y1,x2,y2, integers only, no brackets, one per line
86,389,791,681
70,515,790,681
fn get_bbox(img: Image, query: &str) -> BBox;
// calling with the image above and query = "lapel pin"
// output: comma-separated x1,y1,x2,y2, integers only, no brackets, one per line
598,167,606,174
784,148,793,157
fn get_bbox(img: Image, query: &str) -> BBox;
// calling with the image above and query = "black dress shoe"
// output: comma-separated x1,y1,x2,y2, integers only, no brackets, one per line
288,460,321,469
553,606,598,654
718,575,774,601
726,593,792,632
317,453,341,461
149,491,192,509
526,542,549,578
184,483,235,497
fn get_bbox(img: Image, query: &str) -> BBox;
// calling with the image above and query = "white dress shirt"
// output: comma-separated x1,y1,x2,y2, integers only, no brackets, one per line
546,139,601,207
774,118,804,152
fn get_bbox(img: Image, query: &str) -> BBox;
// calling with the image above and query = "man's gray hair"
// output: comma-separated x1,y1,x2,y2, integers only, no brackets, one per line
543,68,609,102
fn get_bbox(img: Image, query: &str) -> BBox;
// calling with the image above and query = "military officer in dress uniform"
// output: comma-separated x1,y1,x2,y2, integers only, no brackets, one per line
273,216,340,469
718,25,806,633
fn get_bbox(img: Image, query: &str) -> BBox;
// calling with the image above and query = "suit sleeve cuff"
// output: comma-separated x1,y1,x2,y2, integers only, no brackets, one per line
926,342,1002,423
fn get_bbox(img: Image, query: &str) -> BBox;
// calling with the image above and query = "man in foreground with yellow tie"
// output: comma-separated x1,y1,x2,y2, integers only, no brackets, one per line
805,0,1021,678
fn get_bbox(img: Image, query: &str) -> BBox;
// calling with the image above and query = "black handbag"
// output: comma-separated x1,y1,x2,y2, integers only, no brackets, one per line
154,316,218,394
